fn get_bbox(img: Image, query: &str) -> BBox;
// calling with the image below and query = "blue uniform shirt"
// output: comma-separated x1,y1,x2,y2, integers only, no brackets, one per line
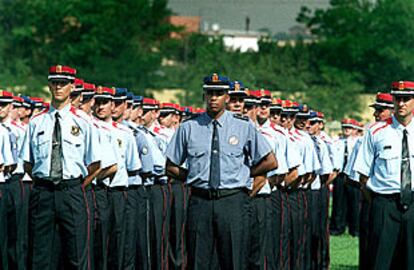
344,137,362,182
311,135,334,190
20,104,100,180
354,116,414,194
166,110,272,190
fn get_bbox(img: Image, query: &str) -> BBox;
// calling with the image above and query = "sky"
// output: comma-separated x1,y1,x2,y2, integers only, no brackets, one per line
167,0,330,34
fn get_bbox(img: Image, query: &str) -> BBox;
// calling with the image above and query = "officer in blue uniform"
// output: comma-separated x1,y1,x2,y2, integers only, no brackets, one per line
165,73,277,269
354,81,414,269
0,92,15,270
20,65,101,270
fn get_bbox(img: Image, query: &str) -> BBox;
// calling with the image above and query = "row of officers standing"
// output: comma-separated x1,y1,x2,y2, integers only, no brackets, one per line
0,65,410,270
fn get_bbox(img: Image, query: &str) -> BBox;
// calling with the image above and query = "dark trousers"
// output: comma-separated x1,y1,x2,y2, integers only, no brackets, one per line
309,190,321,270
28,181,92,270
21,181,32,269
123,187,139,270
7,174,25,270
136,186,150,270
359,194,371,270
248,195,271,270
330,173,347,234
267,190,290,270
149,184,170,270
187,189,249,270
169,182,189,270
0,183,8,270
345,180,361,236
93,186,110,270
303,189,312,270
320,185,330,270
107,188,127,270
367,193,414,270
287,189,305,270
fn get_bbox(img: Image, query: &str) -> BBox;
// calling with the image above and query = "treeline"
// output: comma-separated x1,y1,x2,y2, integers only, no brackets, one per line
0,0,413,120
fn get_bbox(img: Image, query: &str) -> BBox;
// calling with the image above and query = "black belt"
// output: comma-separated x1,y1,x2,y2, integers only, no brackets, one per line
33,177,83,190
6,173,24,182
346,178,361,189
93,183,108,191
191,187,245,200
108,186,128,192
128,184,143,190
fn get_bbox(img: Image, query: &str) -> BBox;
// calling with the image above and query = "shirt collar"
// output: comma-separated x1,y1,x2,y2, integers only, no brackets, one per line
49,103,71,119
203,110,229,128
391,115,414,134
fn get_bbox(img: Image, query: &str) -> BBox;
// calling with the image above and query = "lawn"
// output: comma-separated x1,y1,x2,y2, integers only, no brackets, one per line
330,232,359,270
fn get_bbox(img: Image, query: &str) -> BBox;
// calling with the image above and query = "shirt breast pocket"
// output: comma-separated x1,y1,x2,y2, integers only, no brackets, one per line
63,137,84,159
378,150,400,178
222,146,244,175
33,137,50,162
187,148,208,177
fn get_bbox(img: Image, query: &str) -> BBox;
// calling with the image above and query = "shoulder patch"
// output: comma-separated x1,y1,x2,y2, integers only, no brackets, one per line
182,114,199,123
233,114,249,121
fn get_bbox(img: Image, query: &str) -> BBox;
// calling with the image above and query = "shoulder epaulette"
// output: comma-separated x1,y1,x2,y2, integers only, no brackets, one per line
31,107,49,120
233,114,249,121
372,118,392,135
182,114,199,123
70,106,89,122
137,125,149,133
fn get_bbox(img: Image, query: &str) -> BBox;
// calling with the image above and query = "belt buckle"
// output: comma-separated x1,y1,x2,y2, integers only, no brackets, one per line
209,189,219,199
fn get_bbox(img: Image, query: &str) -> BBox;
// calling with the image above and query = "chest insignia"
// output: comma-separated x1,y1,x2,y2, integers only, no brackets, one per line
228,135,239,145
71,126,80,136
117,139,123,148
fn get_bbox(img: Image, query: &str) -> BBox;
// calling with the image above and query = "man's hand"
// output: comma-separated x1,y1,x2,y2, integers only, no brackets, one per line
250,175,267,197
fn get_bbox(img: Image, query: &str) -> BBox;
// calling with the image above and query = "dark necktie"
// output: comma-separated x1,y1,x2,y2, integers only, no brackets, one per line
50,112,63,182
312,135,322,164
401,129,412,206
343,139,348,169
209,120,220,190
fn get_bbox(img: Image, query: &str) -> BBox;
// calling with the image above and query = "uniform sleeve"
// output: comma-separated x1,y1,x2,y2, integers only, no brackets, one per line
136,132,154,174
247,124,272,166
286,138,301,169
97,129,117,169
19,125,32,164
353,132,375,177
319,142,334,175
344,140,360,176
126,133,141,172
270,136,289,176
84,122,101,166
165,125,188,166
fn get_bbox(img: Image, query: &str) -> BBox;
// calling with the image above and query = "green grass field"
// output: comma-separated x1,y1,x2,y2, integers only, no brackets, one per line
330,232,359,270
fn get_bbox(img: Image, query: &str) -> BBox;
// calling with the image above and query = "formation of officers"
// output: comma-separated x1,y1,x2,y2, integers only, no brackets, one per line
0,65,411,270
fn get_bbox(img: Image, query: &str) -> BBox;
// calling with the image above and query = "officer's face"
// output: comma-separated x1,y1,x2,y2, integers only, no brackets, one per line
308,120,320,135
204,90,229,114
294,117,308,130
130,106,140,122
373,107,393,122
257,103,270,121
227,96,245,114
142,110,155,126
394,95,414,119
159,112,174,128
112,100,126,120
0,102,12,120
269,110,281,125
342,127,354,137
93,98,114,121
79,97,94,114
280,113,295,129
48,80,73,103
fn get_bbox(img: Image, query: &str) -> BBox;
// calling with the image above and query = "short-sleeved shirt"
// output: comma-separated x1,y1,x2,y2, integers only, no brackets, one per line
344,137,363,182
320,131,341,171
100,121,141,187
0,124,14,183
20,104,100,180
335,136,359,172
166,110,272,190
354,116,414,194
3,119,25,174
311,135,334,190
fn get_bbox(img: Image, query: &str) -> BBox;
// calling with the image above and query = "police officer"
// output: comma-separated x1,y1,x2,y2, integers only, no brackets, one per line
20,65,101,269
345,92,394,270
166,73,277,269
307,111,334,270
226,80,247,115
354,81,414,269
330,118,359,235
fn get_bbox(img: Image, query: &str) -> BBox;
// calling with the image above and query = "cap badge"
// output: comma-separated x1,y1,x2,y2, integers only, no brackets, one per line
399,81,405,90
234,82,240,91
228,135,239,145
71,126,80,136
212,73,219,82
56,65,62,73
